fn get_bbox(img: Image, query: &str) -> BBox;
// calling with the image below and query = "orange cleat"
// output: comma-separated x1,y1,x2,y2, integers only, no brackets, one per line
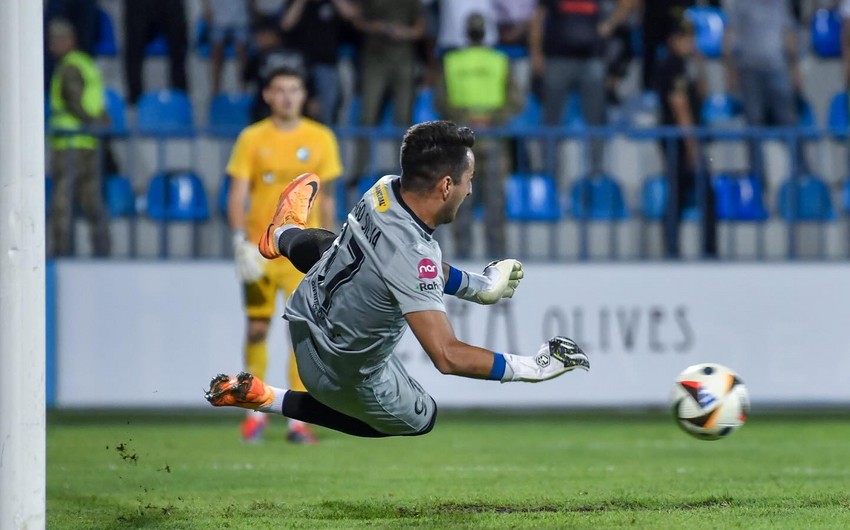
205,372,275,411
258,172,321,259
287,422,318,445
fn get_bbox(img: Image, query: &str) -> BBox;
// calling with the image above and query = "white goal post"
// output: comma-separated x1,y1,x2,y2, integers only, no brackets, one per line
0,0,46,528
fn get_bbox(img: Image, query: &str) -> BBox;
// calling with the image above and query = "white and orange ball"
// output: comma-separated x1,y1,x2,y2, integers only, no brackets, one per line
670,363,750,441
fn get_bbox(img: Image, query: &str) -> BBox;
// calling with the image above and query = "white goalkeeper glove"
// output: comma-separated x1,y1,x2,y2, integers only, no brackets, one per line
456,259,524,305
233,231,265,283
501,337,590,383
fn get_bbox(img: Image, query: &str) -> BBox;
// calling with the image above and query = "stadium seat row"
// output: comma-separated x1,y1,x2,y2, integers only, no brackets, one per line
45,172,842,226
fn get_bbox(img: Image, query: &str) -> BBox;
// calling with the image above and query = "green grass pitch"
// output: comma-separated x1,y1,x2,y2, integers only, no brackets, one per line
48,409,850,529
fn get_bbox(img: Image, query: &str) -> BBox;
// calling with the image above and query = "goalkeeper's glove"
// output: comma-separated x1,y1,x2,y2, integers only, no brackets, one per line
233,230,265,283
455,259,524,305
501,337,590,383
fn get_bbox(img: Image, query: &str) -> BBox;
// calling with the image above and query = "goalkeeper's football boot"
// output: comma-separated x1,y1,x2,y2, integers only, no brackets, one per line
205,372,275,410
549,337,591,372
258,172,321,259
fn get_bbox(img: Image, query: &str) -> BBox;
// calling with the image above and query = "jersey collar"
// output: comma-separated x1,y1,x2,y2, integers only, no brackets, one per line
391,177,435,236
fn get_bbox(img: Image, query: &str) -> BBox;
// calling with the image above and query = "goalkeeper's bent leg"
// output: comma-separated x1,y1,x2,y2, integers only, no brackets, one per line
276,228,337,274
281,391,436,438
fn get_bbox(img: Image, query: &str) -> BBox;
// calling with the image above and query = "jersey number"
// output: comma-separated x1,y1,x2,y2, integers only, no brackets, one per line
316,227,364,313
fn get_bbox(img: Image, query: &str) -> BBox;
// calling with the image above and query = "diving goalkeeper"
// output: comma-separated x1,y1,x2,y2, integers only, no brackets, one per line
206,121,589,437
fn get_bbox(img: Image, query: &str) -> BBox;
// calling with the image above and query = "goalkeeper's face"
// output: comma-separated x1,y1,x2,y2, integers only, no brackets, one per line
264,75,307,121
438,150,474,225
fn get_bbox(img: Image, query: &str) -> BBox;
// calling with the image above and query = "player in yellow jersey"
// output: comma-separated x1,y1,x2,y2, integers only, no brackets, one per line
226,65,342,443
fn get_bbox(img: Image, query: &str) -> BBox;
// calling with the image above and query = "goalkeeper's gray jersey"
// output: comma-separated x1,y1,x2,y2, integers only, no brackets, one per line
284,175,445,382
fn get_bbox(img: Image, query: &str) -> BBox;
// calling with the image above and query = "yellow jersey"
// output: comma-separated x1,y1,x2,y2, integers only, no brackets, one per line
227,118,342,243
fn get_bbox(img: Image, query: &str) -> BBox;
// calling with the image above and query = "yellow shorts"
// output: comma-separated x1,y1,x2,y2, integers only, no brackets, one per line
243,258,304,320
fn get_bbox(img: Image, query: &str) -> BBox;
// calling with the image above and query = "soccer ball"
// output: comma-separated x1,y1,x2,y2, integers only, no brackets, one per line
670,363,750,441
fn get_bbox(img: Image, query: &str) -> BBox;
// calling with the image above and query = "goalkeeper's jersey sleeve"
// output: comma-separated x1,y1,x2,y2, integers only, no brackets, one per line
285,175,445,381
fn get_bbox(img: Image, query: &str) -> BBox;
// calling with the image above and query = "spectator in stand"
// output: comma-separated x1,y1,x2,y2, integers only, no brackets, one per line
353,0,425,128
723,0,805,179
203,0,251,97
436,12,523,259
601,0,638,105
47,19,111,257
243,19,307,123
123,0,189,105
654,16,716,259
44,0,98,91
436,0,498,54
281,0,359,125
493,0,537,97
640,0,691,90
530,0,632,174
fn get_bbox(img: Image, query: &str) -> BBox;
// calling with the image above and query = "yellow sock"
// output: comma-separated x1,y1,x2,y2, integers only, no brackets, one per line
245,340,268,380
288,351,307,393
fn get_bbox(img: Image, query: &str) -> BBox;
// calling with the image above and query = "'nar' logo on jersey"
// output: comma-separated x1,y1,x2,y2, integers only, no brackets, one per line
373,183,391,213
296,147,310,162
417,258,438,280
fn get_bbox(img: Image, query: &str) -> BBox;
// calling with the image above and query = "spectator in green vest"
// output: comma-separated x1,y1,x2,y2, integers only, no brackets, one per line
436,12,522,260
48,18,110,257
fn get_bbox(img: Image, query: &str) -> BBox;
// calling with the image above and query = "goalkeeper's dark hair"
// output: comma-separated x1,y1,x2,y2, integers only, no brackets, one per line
400,121,475,194
263,65,306,89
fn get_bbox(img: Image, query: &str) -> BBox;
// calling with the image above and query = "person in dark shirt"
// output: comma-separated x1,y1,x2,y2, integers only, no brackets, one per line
641,0,693,90
653,16,716,259
243,20,307,123
281,0,358,125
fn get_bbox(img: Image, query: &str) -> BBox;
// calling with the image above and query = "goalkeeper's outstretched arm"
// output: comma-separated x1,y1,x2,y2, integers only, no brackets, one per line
405,310,590,382
441,259,524,305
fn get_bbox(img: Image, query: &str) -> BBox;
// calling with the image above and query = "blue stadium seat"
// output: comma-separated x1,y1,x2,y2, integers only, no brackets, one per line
685,7,726,59
335,179,350,223
506,94,541,131
570,175,629,220
701,93,742,125
136,89,194,135
217,176,231,217
713,173,769,221
45,175,53,212
796,95,816,128
827,92,848,138
93,8,117,57
844,179,850,214
561,93,584,128
778,175,835,221
104,88,127,135
145,35,169,57
208,93,252,136
356,173,387,198
505,174,561,221
812,8,842,58
146,171,209,221
640,175,667,220
102,175,136,217
413,88,440,124
641,175,724,222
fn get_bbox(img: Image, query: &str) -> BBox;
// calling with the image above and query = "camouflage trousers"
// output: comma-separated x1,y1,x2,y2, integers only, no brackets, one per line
50,148,111,257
